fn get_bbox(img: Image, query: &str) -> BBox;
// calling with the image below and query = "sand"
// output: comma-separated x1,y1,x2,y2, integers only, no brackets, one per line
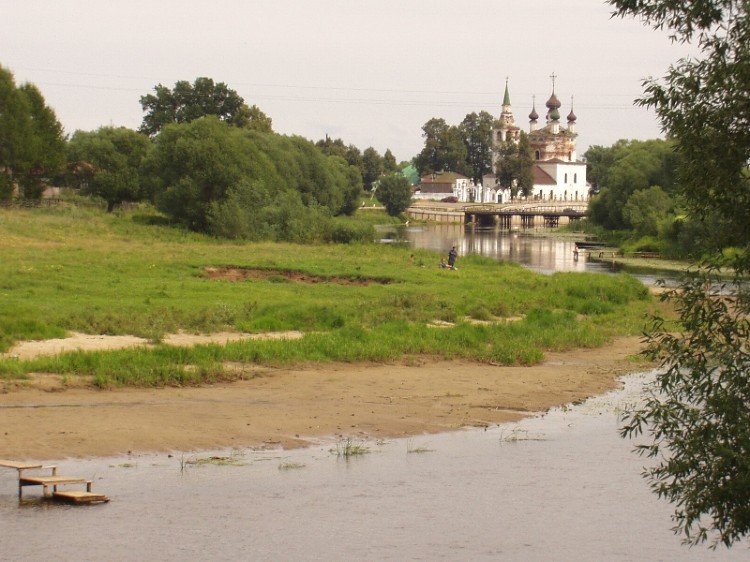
0,333,648,460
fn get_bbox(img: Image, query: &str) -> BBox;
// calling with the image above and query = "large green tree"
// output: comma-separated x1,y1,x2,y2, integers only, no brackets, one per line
375,173,412,216
586,139,679,230
361,147,383,190
0,66,65,201
67,127,151,212
459,111,495,183
414,118,468,177
495,132,534,197
145,117,361,233
613,0,750,548
139,77,272,137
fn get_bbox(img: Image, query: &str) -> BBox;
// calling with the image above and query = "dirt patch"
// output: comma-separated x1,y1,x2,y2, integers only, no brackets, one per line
204,266,392,285
2,330,304,361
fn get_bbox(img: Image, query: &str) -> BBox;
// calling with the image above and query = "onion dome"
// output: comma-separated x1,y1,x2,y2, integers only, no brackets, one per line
549,107,561,121
545,91,561,110
529,106,539,121
567,108,577,122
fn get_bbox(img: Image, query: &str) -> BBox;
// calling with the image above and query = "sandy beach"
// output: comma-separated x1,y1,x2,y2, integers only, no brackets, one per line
0,334,648,460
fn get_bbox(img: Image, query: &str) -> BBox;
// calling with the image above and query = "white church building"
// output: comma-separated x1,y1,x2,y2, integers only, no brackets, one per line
470,77,589,204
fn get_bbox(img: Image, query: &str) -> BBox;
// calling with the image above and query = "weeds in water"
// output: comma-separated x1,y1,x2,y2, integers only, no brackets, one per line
278,461,306,471
498,427,547,443
182,450,245,469
331,438,370,458
406,439,435,454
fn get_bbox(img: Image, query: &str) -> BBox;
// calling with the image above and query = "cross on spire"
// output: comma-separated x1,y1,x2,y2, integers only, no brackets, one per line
550,72,557,92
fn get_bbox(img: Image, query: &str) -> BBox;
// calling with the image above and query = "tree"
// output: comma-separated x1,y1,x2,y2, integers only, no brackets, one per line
586,139,679,230
66,127,151,212
144,116,275,230
375,173,412,216
0,66,65,201
495,132,534,197
622,185,673,237
459,111,495,183
383,149,398,174
139,77,272,136
361,146,383,190
414,118,468,177
612,0,750,548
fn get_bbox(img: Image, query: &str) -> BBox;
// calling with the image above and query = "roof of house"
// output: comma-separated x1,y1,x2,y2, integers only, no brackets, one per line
415,183,454,194
419,171,469,184
532,165,557,186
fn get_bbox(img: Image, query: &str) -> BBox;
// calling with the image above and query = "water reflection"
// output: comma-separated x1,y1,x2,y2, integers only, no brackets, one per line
400,224,678,284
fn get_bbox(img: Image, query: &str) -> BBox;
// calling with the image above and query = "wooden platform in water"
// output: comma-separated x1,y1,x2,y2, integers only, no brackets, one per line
1,459,109,503
52,490,110,504
19,475,92,496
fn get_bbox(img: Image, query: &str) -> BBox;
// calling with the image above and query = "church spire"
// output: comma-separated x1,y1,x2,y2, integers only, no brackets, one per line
498,77,516,141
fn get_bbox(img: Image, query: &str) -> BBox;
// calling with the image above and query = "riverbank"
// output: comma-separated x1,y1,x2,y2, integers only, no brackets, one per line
0,336,647,460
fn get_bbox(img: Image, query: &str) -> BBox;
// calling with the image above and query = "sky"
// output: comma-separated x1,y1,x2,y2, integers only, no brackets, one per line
1,0,694,162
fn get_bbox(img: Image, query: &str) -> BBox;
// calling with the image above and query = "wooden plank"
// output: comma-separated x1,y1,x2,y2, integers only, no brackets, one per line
19,475,91,498
53,491,109,504
0,460,43,470
20,476,88,486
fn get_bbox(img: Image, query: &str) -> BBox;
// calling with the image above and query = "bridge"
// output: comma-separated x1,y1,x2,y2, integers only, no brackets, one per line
463,203,587,228
406,202,588,228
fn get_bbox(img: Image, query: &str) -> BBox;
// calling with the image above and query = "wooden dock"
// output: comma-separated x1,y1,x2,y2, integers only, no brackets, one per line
0,460,109,504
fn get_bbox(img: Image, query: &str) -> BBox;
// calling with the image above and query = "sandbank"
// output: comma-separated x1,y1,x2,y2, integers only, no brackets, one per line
0,335,648,461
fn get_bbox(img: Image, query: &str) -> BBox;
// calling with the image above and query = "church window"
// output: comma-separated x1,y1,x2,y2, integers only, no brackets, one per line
535,150,540,160
564,173,568,183
574,173,577,183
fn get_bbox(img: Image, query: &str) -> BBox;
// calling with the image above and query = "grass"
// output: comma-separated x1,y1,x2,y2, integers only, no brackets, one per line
406,440,435,454
278,461,306,471
0,205,670,387
331,438,370,458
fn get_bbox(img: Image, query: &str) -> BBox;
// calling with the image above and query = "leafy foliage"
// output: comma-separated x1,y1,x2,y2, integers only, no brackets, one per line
375,173,412,216
0,66,66,201
459,111,495,183
586,139,679,230
414,118,468,177
66,127,152,212
621,270,750,547
144,117,363,238
611,0,750,548
495,131,534,196
139,77,272,137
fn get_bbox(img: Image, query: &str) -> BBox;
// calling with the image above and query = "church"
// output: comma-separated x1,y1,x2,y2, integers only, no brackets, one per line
473,77,589,204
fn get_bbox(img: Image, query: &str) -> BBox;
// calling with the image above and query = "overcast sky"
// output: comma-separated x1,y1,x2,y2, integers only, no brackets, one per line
2,0,693,162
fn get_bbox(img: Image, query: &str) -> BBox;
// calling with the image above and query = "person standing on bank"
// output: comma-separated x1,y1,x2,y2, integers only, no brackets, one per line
447,246,458,269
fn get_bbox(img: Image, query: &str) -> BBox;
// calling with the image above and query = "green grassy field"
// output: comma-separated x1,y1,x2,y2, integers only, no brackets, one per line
0,205,662,387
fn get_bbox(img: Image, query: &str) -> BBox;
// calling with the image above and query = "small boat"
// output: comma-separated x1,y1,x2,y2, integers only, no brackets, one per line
574,241,608,250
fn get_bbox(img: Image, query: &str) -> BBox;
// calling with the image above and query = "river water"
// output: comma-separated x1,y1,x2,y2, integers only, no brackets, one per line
4,226,744,560
2,372,747,560
395,223,677,287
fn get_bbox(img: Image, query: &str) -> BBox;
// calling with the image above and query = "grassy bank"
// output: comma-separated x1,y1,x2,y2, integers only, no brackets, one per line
0,206,663,387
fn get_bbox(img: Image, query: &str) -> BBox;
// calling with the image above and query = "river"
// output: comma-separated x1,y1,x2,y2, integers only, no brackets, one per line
392,223,678,287
1,372,747,560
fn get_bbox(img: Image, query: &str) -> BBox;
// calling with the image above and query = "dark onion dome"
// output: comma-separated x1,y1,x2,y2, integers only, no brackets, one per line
545,92,561,109
567,108,577,122
529,106,539,121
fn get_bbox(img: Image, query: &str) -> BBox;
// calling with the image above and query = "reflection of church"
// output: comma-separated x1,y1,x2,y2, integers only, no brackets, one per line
475,76,588,204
